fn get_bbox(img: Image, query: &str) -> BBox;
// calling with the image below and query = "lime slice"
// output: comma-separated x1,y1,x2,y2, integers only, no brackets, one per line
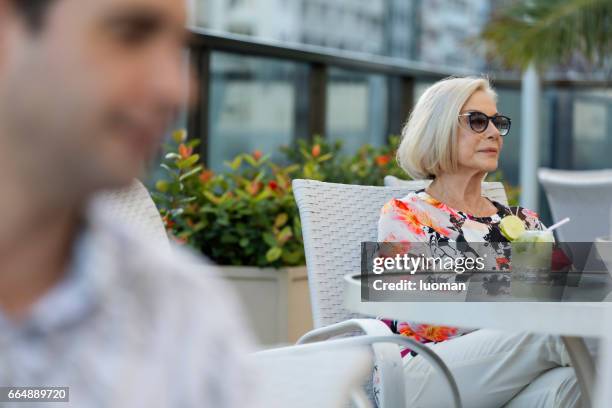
500,215,526,241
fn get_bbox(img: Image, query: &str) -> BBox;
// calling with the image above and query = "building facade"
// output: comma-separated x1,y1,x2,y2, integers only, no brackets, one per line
195,0,387,55
193,0,491,69
416,0,490,70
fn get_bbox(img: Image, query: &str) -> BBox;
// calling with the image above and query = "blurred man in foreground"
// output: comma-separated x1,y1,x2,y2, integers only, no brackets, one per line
0,0,252,406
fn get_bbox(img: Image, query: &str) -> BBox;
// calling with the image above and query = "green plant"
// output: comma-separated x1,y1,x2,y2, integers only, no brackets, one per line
486,171,521,207
280,135,407,186
339,136,408,185
153,130,304,268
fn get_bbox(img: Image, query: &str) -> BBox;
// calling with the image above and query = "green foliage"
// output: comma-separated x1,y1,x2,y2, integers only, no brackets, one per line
153,131,304,268
485,170,521,207
280,135,407,185
153,130,520,267
479,0,612,71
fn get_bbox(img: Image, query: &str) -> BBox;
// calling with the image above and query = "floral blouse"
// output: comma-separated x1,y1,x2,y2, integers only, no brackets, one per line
377,189,544,357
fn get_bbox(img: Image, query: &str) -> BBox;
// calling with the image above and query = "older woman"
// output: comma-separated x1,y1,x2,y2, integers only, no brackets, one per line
378,77,579,407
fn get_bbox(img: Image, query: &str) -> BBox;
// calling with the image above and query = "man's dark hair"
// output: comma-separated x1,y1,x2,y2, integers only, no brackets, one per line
11,0,56,30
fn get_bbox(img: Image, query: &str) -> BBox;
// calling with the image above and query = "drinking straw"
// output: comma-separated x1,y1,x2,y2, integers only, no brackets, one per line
546,217,570,232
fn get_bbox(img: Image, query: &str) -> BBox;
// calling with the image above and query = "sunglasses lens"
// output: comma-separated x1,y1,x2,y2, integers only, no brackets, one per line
468,113,488,132
493,117,511,136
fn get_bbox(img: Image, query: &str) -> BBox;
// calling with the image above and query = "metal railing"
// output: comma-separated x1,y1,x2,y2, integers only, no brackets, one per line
187,27,611,167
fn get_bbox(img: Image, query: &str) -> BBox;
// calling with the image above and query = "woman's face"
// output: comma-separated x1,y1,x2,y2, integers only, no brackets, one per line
455,90,503,175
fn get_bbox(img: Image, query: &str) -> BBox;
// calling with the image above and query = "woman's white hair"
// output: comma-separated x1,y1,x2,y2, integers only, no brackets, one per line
397,76,497,179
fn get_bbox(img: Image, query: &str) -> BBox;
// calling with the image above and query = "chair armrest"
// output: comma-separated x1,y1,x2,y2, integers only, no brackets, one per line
296,320,462,408
297,319,406,407
297,318,394,344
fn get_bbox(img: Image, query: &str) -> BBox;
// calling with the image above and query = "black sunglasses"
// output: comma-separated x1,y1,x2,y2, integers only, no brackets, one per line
458,111,512,136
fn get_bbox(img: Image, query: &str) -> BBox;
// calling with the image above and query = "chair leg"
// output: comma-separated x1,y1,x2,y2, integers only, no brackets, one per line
561,336,596,408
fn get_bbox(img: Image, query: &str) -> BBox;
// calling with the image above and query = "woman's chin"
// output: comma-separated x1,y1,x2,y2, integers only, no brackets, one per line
471,164,498,175
480,159,499,173
485,164,499,173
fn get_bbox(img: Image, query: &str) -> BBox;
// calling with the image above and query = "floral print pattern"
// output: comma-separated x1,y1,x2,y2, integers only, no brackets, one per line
377,189,544,357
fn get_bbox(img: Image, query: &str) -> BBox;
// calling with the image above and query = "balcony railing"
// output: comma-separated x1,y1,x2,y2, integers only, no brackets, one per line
187,28,612,181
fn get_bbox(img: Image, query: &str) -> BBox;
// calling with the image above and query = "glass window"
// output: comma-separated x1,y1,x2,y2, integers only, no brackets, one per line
326,68,388,154
495,86,553,222
493,87,522,186
487,87,553,179
208,52,308,172
572,91,612,169
414,80,435,101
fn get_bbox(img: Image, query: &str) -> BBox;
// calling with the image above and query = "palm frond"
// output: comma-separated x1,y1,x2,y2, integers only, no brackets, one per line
479,0,612,71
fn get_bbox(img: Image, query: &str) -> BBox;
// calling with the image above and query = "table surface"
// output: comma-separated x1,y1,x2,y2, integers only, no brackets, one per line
344,274,612,338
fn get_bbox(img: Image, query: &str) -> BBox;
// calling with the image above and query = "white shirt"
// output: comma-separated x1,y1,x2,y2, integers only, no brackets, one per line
0,205,254,408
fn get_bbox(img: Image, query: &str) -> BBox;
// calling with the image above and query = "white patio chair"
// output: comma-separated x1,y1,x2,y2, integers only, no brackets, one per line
293,179,467,408
91,179,170,249
253,335,459,408
383,175,509,206
538,168,612,242
252,337,373,408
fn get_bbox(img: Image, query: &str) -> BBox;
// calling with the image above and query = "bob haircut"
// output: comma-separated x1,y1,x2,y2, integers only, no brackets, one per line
396,76,497,179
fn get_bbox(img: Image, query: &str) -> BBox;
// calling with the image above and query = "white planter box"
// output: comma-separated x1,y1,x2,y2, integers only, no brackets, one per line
221,266,313,345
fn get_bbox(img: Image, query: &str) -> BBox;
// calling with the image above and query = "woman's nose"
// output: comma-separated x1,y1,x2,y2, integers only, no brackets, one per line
485,122,501,139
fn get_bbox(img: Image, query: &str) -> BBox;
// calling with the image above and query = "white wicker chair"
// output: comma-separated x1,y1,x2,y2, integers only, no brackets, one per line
383,175,509,206
254,334,460,408
293,179,472,408
91,179,170,249
538,168,612,242
253,337,374,408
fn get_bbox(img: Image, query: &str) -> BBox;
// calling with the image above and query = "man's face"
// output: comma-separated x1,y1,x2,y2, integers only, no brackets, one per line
0,0,189,194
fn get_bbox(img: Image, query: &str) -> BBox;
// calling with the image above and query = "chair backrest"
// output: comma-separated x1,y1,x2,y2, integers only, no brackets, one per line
293,179,508,328
538,168,612,242
92,179,170,249
384,175,509,206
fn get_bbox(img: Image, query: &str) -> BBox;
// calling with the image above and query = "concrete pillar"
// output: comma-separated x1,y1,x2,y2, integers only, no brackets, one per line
520,63,541,210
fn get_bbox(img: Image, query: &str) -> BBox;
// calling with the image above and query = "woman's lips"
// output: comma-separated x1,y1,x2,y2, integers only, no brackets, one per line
478,148,498,154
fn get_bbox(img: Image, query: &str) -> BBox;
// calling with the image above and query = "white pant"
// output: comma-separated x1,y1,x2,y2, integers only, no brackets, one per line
402,329,581,408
